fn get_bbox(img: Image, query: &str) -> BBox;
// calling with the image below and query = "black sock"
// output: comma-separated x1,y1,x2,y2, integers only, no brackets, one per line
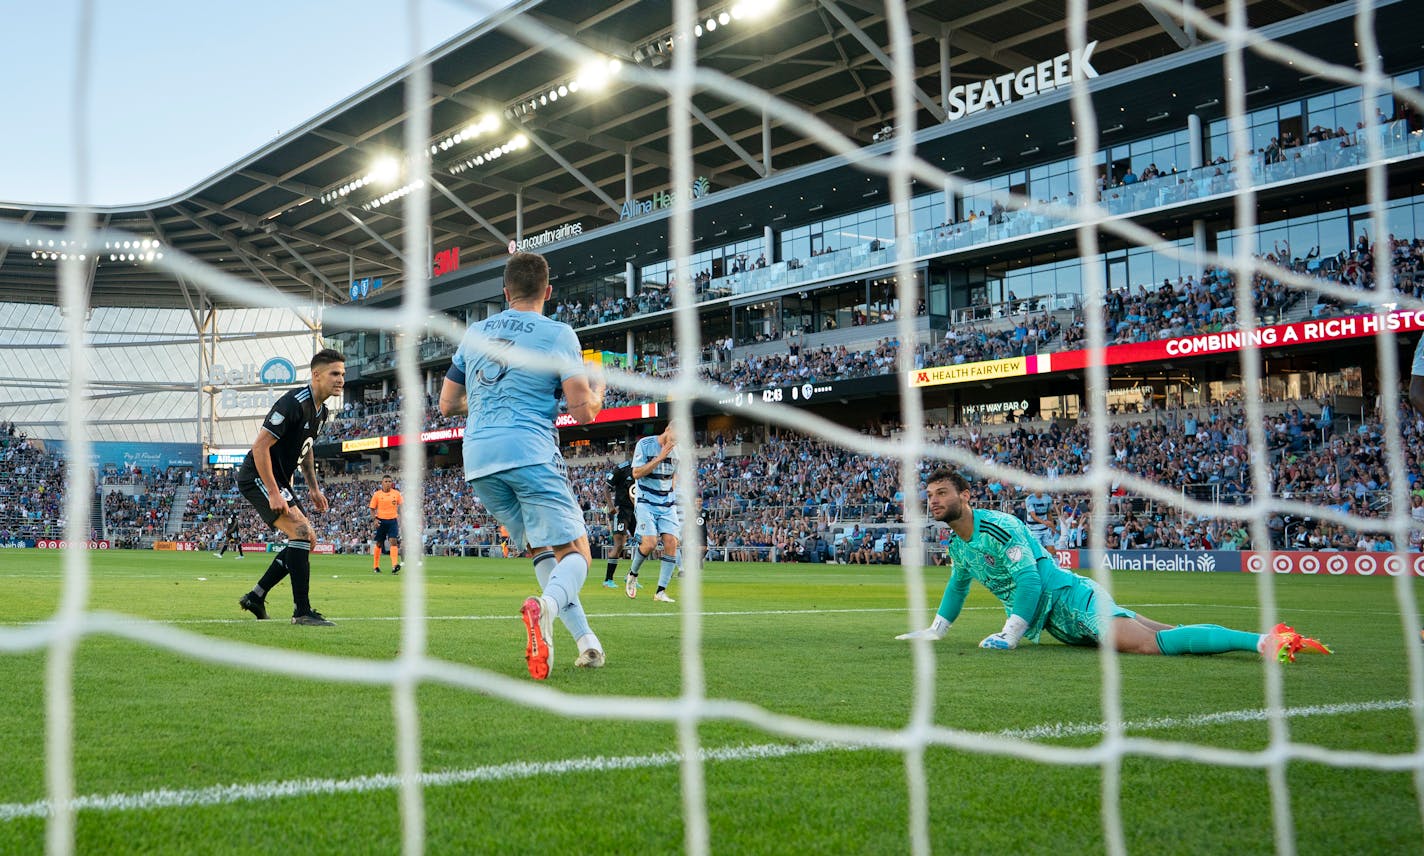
237,543,244,557
255,552,290,596
286,541,312,615
605,560,618,581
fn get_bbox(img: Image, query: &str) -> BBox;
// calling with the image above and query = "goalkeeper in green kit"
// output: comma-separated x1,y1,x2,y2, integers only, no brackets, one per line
897,470,1331,663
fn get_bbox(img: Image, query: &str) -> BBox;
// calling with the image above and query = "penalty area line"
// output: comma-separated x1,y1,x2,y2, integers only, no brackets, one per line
0,698,1413,821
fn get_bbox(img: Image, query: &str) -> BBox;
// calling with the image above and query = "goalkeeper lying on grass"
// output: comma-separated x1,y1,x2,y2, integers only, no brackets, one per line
898,469,1331,663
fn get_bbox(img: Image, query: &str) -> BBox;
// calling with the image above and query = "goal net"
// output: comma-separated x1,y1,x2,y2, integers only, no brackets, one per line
2,0,1423,854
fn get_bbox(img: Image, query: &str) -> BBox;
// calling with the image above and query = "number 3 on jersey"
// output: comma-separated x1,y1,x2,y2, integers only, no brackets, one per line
475,339,516,387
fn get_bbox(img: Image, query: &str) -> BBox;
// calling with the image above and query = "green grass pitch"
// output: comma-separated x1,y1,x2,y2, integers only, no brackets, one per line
0,549,1418,854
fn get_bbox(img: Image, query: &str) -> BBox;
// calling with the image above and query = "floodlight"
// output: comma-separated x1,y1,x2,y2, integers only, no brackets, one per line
370,156,400,186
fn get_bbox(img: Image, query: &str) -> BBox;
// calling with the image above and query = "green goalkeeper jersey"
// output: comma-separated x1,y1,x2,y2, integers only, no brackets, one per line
936,508,1079,641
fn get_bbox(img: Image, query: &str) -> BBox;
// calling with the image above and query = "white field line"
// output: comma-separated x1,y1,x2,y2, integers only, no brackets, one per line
0,698,1413,821
0,602,1401,628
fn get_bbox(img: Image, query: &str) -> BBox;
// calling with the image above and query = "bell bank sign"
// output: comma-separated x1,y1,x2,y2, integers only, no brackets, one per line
945,41,1100,121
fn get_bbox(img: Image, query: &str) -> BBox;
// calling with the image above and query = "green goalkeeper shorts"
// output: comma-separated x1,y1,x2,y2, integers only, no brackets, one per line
1043,574,1136,647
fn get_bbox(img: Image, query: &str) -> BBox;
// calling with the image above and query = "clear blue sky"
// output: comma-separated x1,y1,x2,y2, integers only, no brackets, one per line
0,0,495,206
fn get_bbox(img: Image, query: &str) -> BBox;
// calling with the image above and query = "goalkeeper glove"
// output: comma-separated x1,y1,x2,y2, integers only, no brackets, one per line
979,615,1029,650
896,615,951,641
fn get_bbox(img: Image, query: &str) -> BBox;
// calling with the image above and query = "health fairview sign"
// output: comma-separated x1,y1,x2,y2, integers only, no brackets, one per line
338,403,661,452
946,41,1099,121
912,309,1424,388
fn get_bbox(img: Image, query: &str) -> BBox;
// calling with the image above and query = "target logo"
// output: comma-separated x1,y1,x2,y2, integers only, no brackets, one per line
1299,554,1320,575
1414,556,1424,577
1245,554,1265,574
1273,554,1293,574
1327,554,1349,575
1356,555,1378,576
1385,555,1406,576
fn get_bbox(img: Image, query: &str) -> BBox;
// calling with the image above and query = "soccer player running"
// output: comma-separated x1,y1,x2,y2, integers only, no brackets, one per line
626,423,680,603
439,251,607,680
213,507,245,559
235,349,344,626
897,469,1331,661
602,459,637,589
369,475,403,574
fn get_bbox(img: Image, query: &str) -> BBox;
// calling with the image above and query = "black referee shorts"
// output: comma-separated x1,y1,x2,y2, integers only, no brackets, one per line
239,480,303,529
374,518,401,545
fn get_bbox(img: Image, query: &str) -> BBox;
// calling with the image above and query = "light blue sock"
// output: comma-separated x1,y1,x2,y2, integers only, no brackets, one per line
629,546,650,578
657,552,678,589
543,552,588,613
532,551,592,641
1155,624,1262,656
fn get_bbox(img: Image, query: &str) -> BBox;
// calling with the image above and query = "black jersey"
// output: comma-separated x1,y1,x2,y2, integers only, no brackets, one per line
224,511,241,532
235,385,329,489
606,461,636,509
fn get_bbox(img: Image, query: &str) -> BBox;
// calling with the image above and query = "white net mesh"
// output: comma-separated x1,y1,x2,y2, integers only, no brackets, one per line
2,0,1423,854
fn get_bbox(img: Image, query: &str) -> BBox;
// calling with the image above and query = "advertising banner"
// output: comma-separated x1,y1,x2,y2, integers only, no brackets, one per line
1054,550,1243,572
37,539,110,550
45,440,202,471
1242,551,1424,576
912,309,1424,389
152,541,199,551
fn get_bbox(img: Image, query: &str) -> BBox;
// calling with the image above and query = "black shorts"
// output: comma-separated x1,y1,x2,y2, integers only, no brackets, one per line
374,518,400,544
239,480,303,529
612,503,636,534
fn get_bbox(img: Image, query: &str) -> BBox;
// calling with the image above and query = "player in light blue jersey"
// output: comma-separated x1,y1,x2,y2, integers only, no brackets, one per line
625,423,680,603
897,469,1331,662
439,251,607,680
1023,490,1055,547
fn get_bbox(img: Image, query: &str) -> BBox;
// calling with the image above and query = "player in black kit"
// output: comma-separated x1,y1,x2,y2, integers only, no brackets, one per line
213,508,245,559
235,349,344,626
601,460,637,588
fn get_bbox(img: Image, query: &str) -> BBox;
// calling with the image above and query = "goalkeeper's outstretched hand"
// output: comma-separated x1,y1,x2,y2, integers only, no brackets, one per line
978,632,1017,650
896,615,950,641
979,615,1029,650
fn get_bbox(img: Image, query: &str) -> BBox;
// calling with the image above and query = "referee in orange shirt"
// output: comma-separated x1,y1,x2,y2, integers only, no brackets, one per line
369,475,403,574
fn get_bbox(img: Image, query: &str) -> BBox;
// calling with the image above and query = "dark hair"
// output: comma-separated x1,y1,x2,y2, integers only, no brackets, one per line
504,252,550,301
311,348,346,371
926,468,969,492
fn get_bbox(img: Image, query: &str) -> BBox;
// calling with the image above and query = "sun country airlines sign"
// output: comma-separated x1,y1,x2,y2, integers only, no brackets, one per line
945,41,1099,121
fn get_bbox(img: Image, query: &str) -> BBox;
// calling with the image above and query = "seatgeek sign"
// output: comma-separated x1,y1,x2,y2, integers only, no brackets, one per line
945,41,1099,121
912,309,1424,388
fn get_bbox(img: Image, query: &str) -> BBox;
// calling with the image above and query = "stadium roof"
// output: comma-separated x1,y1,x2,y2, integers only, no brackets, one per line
0,0,1376,310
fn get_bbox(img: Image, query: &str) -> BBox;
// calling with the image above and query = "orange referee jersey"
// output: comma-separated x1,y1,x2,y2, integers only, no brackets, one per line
370,487,403,520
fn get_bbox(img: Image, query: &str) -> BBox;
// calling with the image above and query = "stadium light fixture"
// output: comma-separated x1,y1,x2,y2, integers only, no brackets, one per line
447,133,530,175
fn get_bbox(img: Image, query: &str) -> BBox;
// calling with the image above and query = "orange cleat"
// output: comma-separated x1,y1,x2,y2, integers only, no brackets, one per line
1265,622,1333,664
521,596,553,680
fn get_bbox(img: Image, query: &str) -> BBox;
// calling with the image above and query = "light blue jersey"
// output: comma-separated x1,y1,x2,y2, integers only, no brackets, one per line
449,309,584,481
632,435,677,508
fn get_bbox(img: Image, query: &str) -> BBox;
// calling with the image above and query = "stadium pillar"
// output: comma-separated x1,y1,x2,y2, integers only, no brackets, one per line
764,226,775,265
939,32,951,116
1193,220,1208,281
515,187,523,243
625,150,635,204
626,262,636,366
762,107,772,174
1188,113,1204,169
